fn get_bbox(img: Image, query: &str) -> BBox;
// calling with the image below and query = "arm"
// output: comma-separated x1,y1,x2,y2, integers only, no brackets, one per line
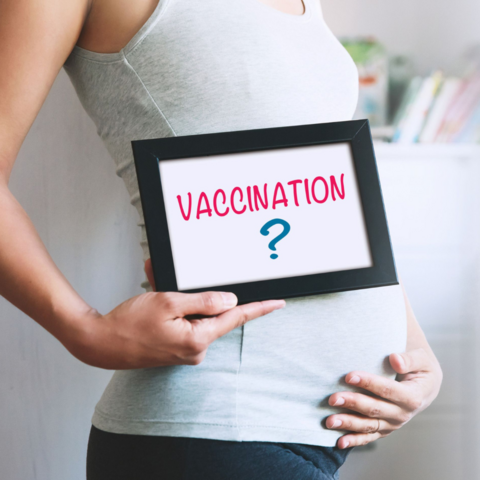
0,0,285,369
326,282,443,448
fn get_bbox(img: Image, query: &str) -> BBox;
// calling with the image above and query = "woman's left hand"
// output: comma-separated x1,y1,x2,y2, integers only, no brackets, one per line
326,347,443,449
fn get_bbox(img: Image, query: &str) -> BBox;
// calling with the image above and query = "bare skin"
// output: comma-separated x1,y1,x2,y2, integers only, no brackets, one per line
0,0,442,449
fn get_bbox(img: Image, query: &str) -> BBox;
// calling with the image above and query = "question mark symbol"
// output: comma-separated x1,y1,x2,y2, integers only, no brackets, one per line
260,219,291,259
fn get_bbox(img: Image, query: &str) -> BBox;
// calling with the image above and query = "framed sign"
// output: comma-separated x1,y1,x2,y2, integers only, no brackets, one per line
132,120,398,304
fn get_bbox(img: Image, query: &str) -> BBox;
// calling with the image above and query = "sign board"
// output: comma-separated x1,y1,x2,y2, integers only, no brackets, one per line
133,120,397,303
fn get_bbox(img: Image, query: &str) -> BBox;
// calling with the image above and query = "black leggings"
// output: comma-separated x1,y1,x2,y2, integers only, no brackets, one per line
87,426,351,480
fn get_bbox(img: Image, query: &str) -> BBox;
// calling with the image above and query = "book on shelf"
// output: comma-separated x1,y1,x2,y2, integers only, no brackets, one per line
391,70,480,144
393,71,442,144
391,77,422,142
435,74,480,142
419,78,462,143
453,100,480,143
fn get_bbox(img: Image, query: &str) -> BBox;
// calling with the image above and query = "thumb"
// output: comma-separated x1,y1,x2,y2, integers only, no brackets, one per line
144,259,155,290
389,348,430,375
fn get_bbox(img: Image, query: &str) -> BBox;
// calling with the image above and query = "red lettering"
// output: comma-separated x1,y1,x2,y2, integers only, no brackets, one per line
304,178,311,204
287,179,302,207
330,174,345,201
246,186,255,212
178,174,344,221
177,193,192,221
213,189,229,217
253,184,268,211
311,177,329,204
231,187,247,214
196,192,213,219
272,182,288,209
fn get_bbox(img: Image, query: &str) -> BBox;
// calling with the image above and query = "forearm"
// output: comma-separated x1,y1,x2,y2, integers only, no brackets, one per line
0,182,98,349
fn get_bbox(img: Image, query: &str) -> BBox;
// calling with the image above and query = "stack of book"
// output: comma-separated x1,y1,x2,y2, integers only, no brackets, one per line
392,70,480,144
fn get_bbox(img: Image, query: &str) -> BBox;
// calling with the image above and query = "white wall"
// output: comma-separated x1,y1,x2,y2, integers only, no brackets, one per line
322,0,480,75
0,71,144,480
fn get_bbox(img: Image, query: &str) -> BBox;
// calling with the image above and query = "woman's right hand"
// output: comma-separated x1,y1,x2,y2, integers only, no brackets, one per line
68,288,285,370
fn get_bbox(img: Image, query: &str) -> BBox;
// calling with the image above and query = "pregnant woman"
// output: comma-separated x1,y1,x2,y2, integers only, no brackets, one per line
0,0,442,479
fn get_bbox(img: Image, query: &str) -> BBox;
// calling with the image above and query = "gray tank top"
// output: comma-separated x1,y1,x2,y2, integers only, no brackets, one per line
64,0,406,446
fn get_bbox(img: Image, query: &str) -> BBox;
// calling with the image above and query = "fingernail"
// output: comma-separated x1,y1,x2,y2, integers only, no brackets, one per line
330,419,342,429
348,375,361,384
333,397,345,406
221,292,237,309
343,441,350,449
272,300,286,311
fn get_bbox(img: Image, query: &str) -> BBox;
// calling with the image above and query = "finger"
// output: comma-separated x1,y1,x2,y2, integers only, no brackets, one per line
389,348,431,375
144,259,155,290
337,432,382,449
344,371,411,406
161,291,239,317
328,392,405,422
199,300,286,342
326,414,389,434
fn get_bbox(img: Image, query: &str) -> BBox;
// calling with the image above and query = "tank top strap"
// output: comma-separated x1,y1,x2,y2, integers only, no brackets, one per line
305,0,325,20
70,0,171,63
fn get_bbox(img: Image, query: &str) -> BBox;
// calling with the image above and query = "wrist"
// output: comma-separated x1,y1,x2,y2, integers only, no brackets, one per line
51,299,103,362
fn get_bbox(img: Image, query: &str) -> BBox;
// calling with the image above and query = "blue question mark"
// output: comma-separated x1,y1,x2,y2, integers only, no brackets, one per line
260,219,291,259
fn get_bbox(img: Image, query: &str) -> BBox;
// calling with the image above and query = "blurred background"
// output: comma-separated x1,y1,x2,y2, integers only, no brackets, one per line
1,0,479,479
321,0,480,478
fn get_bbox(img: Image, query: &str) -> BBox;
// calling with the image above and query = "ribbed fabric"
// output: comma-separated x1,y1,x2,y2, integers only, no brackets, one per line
64,0,407,447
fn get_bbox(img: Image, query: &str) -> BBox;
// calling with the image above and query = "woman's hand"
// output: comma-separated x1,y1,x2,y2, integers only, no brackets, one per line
326,281,443,449
66,260,285,369
326,348,443,449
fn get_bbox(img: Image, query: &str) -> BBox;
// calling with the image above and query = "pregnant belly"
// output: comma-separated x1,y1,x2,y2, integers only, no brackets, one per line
93,285,406,442
237,285,407,429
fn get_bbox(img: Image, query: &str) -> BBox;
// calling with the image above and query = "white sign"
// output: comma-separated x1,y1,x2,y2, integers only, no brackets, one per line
159,143,372,290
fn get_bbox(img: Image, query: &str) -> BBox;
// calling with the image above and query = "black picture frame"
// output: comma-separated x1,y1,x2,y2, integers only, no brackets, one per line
132,120,398,304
